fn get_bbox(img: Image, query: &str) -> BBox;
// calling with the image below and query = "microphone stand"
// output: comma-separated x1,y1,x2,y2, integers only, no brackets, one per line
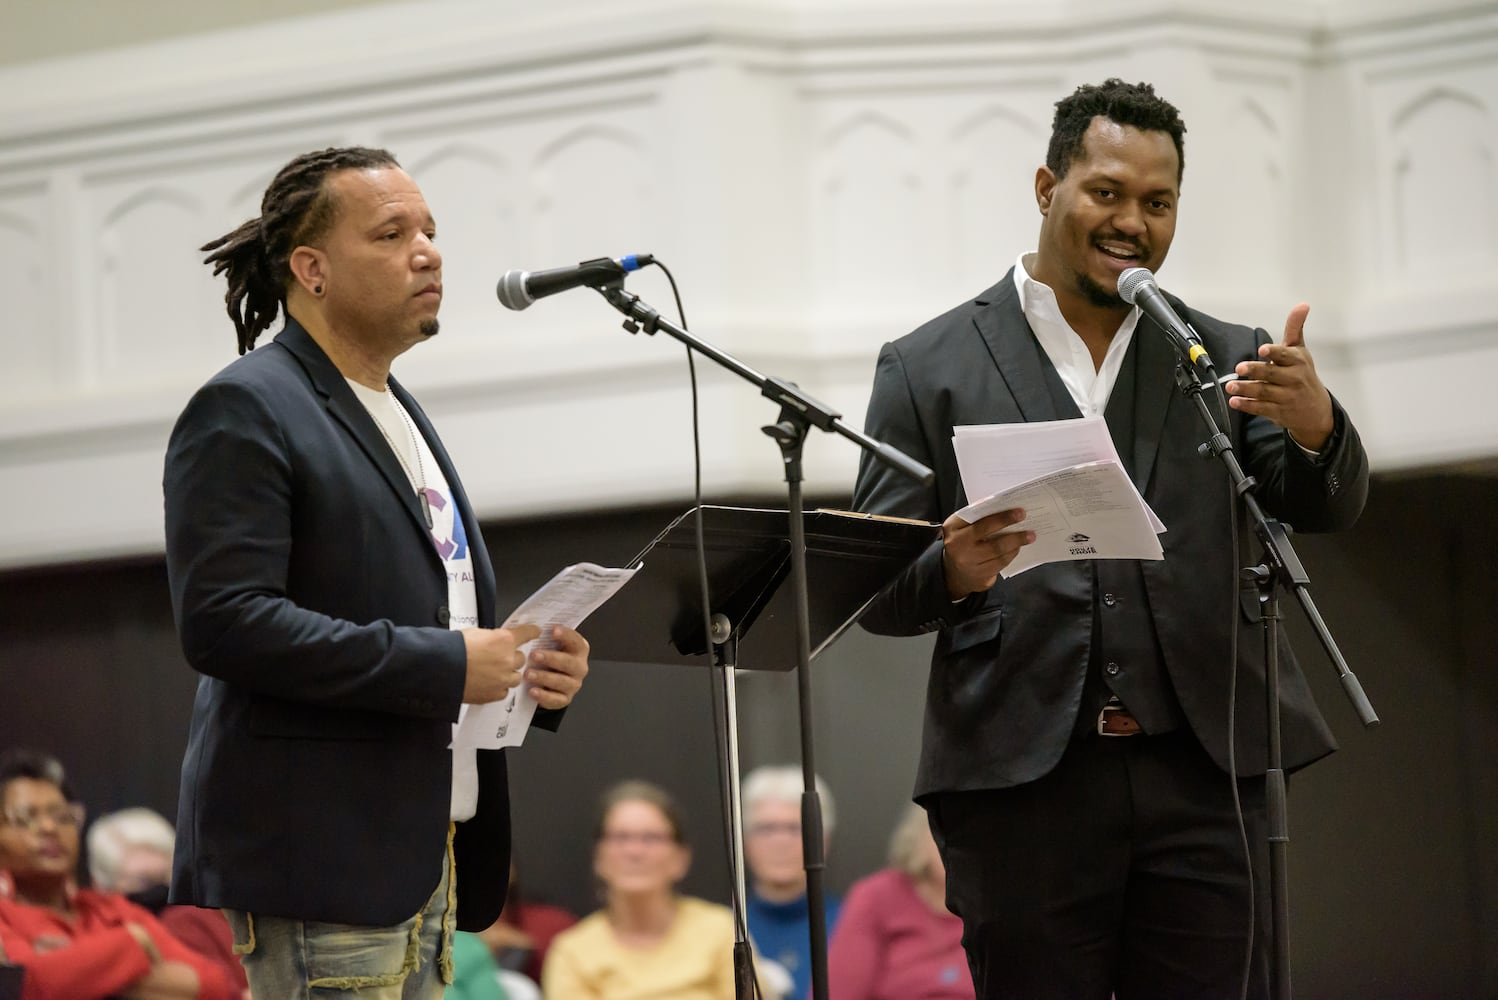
1169,358,1378,1000
594,281,933,1000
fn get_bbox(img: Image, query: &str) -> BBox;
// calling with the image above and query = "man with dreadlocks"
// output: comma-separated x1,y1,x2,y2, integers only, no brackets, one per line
852,80,1369,997
162,147,592,998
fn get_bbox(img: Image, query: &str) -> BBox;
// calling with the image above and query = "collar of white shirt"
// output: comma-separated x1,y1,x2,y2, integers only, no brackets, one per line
1011,252,1142,418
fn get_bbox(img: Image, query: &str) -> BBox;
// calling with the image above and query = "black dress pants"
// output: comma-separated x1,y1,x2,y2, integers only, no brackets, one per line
926,729,1270,1000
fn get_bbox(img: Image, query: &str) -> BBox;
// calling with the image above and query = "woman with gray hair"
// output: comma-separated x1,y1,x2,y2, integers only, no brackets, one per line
87,807,176,895
825,804,973,1000
85,805,249,993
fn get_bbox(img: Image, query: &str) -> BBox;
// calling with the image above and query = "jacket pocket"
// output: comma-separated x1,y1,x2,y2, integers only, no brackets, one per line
946,607,1003,653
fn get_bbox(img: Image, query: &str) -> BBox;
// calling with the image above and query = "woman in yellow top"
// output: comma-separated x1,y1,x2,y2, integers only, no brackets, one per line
542,780,743,1000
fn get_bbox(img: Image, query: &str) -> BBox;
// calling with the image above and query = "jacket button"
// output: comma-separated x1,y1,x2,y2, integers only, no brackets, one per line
436,606,451,625
1103,593,1118,607
1105,661,1121,677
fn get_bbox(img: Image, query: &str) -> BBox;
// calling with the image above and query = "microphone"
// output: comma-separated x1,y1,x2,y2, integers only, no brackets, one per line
496,254,655,311
1117,267,1216,377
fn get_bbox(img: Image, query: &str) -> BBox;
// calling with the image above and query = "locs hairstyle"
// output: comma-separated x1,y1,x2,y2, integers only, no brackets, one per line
201,146,400,355
1045,79,1187,185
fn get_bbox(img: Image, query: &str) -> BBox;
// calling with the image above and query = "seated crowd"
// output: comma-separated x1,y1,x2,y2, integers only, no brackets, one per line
0,751,972,1000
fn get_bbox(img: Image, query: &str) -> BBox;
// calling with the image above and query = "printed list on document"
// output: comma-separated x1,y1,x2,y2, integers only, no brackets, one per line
951,416,1165,577
452,562,639,750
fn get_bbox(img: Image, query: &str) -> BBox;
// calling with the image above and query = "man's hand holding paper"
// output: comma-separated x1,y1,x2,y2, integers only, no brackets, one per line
949,417,1167,578
942,507,1036,599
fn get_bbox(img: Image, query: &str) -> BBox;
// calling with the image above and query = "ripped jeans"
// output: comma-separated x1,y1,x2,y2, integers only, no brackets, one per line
224,827,457,999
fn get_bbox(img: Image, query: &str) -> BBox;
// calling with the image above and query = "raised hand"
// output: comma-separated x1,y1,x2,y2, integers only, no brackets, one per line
1225,303,1335,451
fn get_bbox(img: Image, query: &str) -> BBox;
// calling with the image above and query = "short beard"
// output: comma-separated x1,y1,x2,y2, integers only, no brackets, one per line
419,319,440,338
1077,273,1124,309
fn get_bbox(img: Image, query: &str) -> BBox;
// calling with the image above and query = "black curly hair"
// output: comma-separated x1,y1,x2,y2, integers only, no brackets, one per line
0,748,77,804
201,146,401,355
1046,79,1186,184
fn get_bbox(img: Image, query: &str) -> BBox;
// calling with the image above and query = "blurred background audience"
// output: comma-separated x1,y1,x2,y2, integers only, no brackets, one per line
477,860,577,986
88,805,248,993
542,779,755,1000
826,803,973,1000
742,765,841,1000
0,748,239,999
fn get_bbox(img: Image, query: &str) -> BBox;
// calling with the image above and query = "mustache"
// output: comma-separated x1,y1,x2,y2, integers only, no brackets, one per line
1094,233,1147,254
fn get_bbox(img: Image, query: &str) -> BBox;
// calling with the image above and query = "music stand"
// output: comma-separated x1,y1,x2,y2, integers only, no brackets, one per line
583,504,938,996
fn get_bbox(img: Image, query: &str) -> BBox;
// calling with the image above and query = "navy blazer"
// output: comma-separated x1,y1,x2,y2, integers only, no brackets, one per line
164,319,539,930
853,270,1369,799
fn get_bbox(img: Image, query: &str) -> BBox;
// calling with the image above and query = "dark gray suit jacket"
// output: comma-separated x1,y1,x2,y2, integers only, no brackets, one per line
853,270,1368,799
164,319,551,930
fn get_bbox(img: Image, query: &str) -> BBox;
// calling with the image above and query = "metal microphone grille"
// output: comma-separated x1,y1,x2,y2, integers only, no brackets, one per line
495,270,532,311
1116,266,1153,305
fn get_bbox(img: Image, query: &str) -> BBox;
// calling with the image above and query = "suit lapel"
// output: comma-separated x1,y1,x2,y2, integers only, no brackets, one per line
974,273,1073,423
275,322,440,549
1131,311,1179,496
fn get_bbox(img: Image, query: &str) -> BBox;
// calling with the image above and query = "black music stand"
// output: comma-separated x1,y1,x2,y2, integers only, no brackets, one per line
586,505,937,670
583,504,938,997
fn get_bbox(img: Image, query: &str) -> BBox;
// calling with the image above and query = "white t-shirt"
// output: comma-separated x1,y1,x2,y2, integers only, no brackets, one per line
347,378,480,822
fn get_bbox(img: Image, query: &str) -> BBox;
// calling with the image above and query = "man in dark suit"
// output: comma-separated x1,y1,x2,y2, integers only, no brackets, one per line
852,80,1369,998
163,147,592,998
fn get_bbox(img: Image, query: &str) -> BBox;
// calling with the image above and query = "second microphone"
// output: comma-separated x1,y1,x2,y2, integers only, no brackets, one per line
496,254,655,311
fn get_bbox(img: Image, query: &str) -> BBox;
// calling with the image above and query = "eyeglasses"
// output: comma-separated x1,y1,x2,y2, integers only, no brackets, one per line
747,821,802,838
599,830,676,848
0,803,86,833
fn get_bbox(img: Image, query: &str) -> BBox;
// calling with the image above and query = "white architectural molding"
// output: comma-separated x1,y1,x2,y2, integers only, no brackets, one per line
0,0,1494,568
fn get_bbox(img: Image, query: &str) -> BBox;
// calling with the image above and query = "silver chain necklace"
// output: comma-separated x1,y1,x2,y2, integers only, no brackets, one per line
374,387,434,530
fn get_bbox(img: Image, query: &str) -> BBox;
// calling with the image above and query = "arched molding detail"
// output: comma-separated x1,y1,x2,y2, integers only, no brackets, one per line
534,124,643,170
100,186,202,228
950,104,1042,144
406,141,511,178
0,209,37,238
820,110,914,150
1391,87,1488,132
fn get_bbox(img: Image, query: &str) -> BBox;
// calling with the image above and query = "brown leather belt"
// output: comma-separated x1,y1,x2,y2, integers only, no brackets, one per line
1097,701,1143,737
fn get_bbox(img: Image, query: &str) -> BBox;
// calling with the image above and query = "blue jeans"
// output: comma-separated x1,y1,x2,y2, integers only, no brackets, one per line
224,827,457,999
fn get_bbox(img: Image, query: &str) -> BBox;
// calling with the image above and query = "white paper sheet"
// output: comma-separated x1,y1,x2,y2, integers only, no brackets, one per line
955,460,1164,577
452,561,639,750
952,417,1166,577
953,416,1164,533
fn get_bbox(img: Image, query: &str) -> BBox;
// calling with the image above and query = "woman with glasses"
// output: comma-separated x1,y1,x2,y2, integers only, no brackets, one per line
0,749,238,999
543,780,763,1000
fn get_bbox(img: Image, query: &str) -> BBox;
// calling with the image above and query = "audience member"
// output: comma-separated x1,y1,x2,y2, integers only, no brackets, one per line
542,780,750,1000
448,930,507,1000
0,749,237,999
87,807,175,896
742,765,841,1000
477,862,576,984
826,804,972,1000
89,806,249,993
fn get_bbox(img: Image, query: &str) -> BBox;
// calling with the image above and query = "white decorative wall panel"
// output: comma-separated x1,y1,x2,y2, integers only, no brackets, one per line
0,0,1494,569
0,185,51,395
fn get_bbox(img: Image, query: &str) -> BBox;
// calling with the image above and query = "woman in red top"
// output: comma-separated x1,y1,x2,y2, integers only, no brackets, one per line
0,749,236,1000
826,804,974,1000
